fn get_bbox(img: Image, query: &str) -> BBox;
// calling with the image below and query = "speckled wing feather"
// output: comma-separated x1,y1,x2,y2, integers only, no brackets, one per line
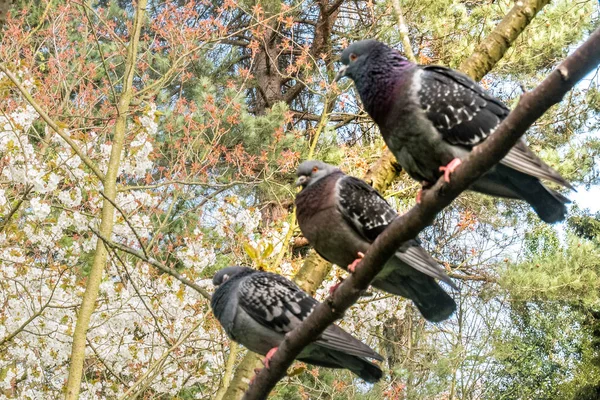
336,175,397,242
238,271,383,360
337,176,455,286
418,65,509,146
238,272,317,334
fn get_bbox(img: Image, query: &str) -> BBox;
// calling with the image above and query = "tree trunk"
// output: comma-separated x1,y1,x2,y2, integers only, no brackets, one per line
63,1,147,398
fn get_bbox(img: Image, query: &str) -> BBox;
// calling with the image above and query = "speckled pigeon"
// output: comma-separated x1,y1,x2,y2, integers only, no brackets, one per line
295,160,457,322
211,266,384,382
336,39,573,223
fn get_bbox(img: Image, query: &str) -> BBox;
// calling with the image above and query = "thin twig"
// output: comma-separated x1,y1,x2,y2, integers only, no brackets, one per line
98,190,148,258
90,227,212,300
118,316,206,400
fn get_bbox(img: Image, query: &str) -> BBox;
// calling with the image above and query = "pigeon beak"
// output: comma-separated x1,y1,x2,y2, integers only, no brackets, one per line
295,176,308,187
334,65,348,82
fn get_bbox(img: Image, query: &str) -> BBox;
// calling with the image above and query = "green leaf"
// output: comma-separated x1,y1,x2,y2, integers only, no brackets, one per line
262,242,274,259
244,243,258,260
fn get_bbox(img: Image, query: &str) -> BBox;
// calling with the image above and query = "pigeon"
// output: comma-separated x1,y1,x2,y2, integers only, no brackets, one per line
295,160,457,322
335,39,573,223
211,266,384,382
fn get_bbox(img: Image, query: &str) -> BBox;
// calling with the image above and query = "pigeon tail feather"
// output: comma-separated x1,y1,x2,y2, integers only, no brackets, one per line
298,349,383,383
375,273,456,322
475,164,569,224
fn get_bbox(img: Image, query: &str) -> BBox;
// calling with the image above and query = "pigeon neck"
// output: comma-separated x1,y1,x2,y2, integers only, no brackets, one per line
355,55,414,124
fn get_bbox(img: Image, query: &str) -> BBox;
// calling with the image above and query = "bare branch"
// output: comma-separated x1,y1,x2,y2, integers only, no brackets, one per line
243,27,600,400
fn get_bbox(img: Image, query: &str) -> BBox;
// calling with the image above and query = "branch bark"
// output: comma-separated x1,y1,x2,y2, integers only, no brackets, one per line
243,26,600,400
391,0,416,63
64,1,147,398
458,0,551,82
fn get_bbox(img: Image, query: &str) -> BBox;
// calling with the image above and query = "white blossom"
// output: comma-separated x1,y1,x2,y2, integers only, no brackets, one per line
28,197,51,221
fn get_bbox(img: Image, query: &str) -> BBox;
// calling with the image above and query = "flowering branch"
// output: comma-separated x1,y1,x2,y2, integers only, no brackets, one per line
0,268,66,348
90,227,212,301
243,27,600,400
0,64,106,181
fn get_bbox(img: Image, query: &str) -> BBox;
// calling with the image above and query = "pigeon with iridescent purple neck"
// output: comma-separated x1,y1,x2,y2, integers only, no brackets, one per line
336,39,573,223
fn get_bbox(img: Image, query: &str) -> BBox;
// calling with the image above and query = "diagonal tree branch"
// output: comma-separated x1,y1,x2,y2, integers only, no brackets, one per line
391,0,416,63
243,27,600,400
459,0,551,82
0,64,106,181
90,227,212,301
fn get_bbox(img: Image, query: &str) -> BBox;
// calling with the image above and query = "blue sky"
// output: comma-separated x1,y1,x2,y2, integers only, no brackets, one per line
572,184,600,213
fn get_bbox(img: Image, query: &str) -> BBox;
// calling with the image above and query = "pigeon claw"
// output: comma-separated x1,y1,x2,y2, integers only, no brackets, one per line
263,347,278,369
348,252,365,273
416,188,423,204
439,158,462,183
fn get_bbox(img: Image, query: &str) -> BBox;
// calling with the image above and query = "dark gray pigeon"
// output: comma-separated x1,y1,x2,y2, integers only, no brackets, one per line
336,39,573,223
210,266,384,382
295,160,457,322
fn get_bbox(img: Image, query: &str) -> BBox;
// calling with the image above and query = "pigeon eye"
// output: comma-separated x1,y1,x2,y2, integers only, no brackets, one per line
349,53,358,62
312,166,319,173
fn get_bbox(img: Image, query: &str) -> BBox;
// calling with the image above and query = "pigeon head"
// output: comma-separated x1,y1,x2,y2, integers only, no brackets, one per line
335,40,413,124
212,266,254,286
335,40,391,82
296,160,340,188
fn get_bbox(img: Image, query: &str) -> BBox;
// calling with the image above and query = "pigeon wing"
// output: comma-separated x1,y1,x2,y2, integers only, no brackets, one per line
418,65,510,147
238,272,382,360
336,176,398,242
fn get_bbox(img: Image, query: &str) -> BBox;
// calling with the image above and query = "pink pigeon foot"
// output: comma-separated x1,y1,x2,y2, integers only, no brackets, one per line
439,158,462,183
262,347,278,369
348,252,365,273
